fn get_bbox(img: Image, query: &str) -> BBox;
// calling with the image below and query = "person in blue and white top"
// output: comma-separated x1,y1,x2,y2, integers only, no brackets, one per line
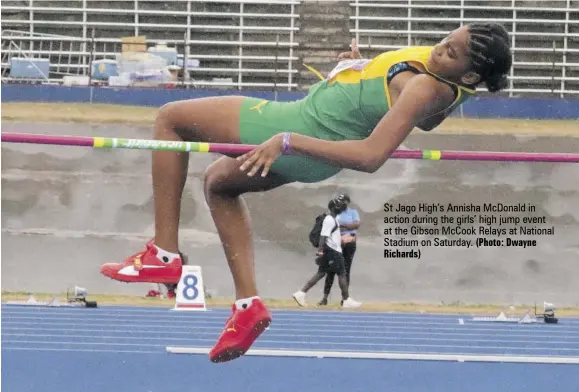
293,195,361,308
319,193,360,306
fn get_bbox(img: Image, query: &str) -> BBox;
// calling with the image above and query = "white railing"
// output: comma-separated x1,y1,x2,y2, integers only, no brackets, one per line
350,0,579,97
3,0,578,96
1,0,301,90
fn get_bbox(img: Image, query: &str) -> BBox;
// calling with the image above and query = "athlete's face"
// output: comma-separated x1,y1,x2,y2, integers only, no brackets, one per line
428,26,479,85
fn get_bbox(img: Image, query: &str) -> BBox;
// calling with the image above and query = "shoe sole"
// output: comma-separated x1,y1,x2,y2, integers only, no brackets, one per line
209,318,271,363
101,273,180,285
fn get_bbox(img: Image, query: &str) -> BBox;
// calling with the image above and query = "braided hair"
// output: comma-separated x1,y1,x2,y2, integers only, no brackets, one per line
467,23,512,92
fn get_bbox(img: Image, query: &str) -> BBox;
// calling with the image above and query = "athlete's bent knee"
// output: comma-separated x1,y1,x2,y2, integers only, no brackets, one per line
204,164,238,198
154,102,180,139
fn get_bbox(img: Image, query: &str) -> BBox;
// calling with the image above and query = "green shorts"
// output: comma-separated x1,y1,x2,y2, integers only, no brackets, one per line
238,97,342,183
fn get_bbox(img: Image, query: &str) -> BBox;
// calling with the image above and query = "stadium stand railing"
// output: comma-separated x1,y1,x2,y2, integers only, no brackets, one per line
350,0,579,97
2,0,578,97
1,0,301,91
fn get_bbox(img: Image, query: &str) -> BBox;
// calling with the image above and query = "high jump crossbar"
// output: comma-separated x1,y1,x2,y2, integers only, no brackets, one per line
2,132,579,163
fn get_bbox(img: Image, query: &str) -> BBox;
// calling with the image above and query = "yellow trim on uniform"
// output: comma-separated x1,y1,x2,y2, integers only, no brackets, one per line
380,47,434,110
303,63,325,81
93,137,105,148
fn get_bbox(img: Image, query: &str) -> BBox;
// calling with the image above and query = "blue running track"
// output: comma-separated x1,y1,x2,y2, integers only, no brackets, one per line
2,304,578,392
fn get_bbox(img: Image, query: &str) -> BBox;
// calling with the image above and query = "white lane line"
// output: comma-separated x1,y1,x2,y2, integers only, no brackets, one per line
5,340,576,360
5,340,577,360
4,305,579,322
4,334,579,352
0,312,534,326
2,314,473,327
166,346,579,364
10,308,576,324
1,340,165,348
5,305,579,326
6,324,577,340
3,330,578,346
2,346,161,355
2,307,507,321
3,319,578,335
5,325,579,341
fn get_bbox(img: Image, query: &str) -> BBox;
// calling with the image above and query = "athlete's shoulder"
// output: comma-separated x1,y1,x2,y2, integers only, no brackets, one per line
405,73,446,95
373,46,434,57
368,46,434,67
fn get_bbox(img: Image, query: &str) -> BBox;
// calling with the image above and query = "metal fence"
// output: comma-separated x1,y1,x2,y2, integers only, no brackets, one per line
350,0,579,97
2,0,578,96
1,0,301,90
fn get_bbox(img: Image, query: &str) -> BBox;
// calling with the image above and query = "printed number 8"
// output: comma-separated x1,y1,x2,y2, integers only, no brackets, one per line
182,274,199,300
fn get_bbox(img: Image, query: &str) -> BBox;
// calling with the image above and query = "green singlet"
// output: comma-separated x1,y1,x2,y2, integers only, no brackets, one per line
238,46,475,183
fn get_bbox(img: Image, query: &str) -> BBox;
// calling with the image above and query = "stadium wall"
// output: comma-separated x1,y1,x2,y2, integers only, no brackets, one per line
2,84,579,120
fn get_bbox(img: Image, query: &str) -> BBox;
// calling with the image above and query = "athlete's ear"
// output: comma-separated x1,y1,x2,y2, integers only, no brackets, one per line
461,71,481,85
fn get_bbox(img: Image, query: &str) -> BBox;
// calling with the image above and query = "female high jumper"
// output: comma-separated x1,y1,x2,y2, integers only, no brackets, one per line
101,22,512,363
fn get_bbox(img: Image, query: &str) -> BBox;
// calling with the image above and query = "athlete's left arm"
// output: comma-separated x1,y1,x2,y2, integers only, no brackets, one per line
238,75,454,177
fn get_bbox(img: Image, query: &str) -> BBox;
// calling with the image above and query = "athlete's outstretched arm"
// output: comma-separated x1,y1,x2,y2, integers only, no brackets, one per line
238,75,454,177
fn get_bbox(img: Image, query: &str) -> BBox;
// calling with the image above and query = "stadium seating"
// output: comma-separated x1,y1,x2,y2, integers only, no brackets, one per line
1,0,301,90
350,0,579,97
1,0,577,96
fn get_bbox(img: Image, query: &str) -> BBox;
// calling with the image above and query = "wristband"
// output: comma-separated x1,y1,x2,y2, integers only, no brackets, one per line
282,132,292,154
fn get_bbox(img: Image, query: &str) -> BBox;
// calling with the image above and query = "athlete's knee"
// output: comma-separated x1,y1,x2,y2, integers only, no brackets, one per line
155,101,180,138
203,164,225,195
203,162,239,198
155,100,200,141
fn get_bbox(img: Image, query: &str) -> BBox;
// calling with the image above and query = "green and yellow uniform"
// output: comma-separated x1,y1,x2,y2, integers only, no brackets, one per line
238,46,476,183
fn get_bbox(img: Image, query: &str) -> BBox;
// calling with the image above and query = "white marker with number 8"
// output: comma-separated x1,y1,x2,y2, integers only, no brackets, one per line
172,265,207,311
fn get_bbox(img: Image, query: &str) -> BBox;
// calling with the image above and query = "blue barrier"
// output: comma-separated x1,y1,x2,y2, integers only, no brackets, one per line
0,84,306,106
460,96,579,120
2,84,578,120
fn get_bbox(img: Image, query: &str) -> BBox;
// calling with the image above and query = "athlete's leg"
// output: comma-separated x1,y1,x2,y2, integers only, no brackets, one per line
152,97,245,252
204,156,290,299
100,97,250,285
204,157,291,363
